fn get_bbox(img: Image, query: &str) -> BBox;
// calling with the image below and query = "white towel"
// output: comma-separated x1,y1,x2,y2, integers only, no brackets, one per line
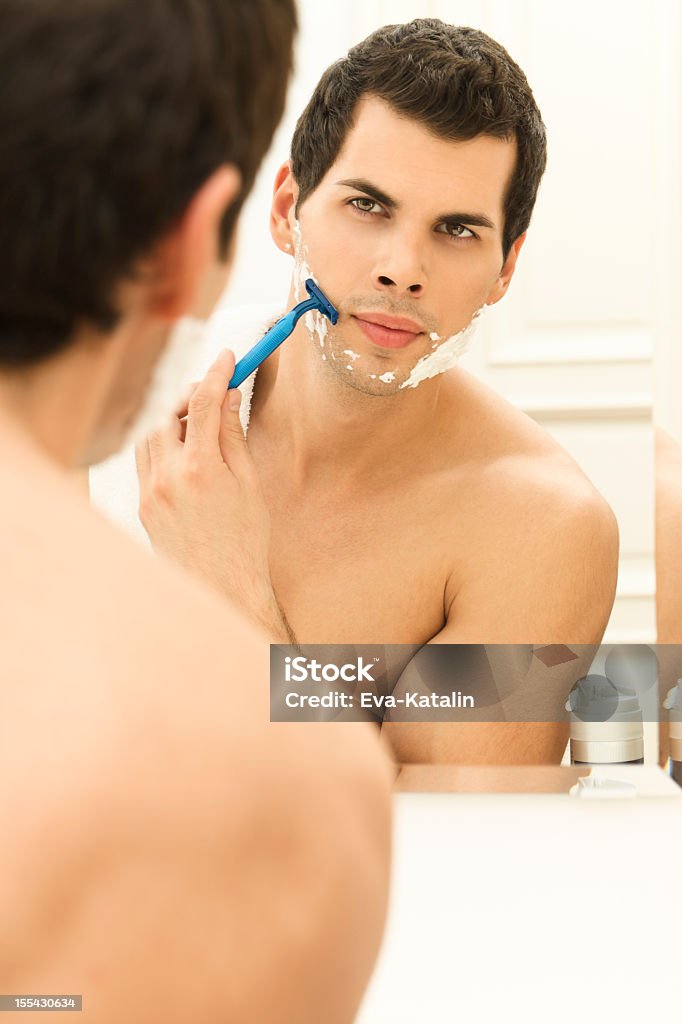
89,302,282,544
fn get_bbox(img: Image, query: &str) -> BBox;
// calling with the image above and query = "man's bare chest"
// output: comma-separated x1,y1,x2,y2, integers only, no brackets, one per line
263,483,454,645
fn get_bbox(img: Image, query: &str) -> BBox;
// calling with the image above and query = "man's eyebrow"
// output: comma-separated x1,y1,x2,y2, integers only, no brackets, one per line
336,178,496,230
439,211,496,230
336,178,399,209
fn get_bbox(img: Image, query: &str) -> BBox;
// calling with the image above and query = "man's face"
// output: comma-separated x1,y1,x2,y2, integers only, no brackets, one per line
283,95,521,394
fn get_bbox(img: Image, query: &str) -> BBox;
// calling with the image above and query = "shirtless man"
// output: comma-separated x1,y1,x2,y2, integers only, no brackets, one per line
0,3,391,1021
108,20,619,765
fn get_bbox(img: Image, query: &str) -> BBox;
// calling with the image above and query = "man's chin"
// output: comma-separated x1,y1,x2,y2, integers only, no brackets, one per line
323,353,403,396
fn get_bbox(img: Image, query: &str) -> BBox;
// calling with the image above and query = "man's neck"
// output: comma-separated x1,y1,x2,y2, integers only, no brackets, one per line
248,318,449,491
0,369,87,468
0,334,113,469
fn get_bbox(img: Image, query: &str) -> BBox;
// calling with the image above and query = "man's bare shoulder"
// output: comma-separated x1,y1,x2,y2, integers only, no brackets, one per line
0,443,279,823
0,447,392,1018
1,437,389,768
440,366,614,525
435,370,618,641
2,450,259,678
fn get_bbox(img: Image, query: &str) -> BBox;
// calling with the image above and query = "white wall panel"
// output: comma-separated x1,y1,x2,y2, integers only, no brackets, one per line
651,2,682,442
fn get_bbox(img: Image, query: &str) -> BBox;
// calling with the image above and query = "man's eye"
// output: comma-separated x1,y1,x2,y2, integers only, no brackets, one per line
349,197,382,215
437,222,475,239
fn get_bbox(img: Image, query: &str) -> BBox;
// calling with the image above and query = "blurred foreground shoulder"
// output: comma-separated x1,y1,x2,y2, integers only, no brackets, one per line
0,482,393,1023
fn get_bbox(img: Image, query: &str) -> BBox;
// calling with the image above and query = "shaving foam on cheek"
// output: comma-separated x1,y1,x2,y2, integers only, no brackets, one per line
292,218,314,303
304,308,328,348
292,217,334,355
399,304,488,390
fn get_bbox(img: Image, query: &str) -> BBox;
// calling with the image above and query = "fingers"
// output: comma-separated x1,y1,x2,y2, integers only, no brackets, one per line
218,386,251,478
134,436,151,490
147,416,182,465
184,348,236,455
173,380,201,423
146,378,196,472
175,381,200,445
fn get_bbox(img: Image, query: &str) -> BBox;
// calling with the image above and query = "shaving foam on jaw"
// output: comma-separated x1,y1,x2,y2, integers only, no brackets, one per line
292,217,332,353
292,218,311,303
304,308,328,348
398,304,488,390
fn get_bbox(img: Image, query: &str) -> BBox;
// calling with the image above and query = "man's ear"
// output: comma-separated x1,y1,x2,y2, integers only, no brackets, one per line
145,164,241,321
270,161,299,254
485,231,527,306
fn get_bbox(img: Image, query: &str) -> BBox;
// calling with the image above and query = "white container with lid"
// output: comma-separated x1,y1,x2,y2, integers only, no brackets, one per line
567,674,644,765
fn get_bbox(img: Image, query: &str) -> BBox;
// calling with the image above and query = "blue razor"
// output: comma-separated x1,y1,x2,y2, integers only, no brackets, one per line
228,278,339,390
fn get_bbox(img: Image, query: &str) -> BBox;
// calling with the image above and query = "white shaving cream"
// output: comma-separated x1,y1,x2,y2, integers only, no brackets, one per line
292,218,314,302
293,218,332,353
398,305,488,390
304,308,328,348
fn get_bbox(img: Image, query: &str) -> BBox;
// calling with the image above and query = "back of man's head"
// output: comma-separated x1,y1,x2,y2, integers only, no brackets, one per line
0,0,297,368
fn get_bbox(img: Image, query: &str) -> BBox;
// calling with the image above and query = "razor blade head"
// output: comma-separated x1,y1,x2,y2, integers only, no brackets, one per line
305,278,339,325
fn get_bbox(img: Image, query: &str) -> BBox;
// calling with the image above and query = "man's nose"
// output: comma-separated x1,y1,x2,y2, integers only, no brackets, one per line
371,235,426,297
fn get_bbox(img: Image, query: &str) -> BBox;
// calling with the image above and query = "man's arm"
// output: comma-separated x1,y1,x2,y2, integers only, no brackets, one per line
383,483,619,765
136,348,295,642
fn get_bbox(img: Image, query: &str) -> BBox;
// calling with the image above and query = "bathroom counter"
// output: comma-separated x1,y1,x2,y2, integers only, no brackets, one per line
357,765,682,1023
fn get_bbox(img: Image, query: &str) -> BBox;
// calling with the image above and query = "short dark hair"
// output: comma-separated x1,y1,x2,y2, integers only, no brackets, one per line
0,0,296,367
291,19,547,261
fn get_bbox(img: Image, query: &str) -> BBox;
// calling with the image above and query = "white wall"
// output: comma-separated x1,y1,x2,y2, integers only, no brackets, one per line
221,0,665,641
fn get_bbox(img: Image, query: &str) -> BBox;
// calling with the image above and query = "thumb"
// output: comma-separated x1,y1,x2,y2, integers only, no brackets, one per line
219,386,251,477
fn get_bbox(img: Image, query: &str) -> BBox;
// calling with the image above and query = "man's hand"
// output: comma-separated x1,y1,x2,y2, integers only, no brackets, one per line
135,348,294,642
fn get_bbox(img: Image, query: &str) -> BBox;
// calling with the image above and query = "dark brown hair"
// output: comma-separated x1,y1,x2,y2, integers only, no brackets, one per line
0,0,296,367
291,19,547,260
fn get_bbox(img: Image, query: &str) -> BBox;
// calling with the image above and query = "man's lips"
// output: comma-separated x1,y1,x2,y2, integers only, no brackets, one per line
352,313,424,350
